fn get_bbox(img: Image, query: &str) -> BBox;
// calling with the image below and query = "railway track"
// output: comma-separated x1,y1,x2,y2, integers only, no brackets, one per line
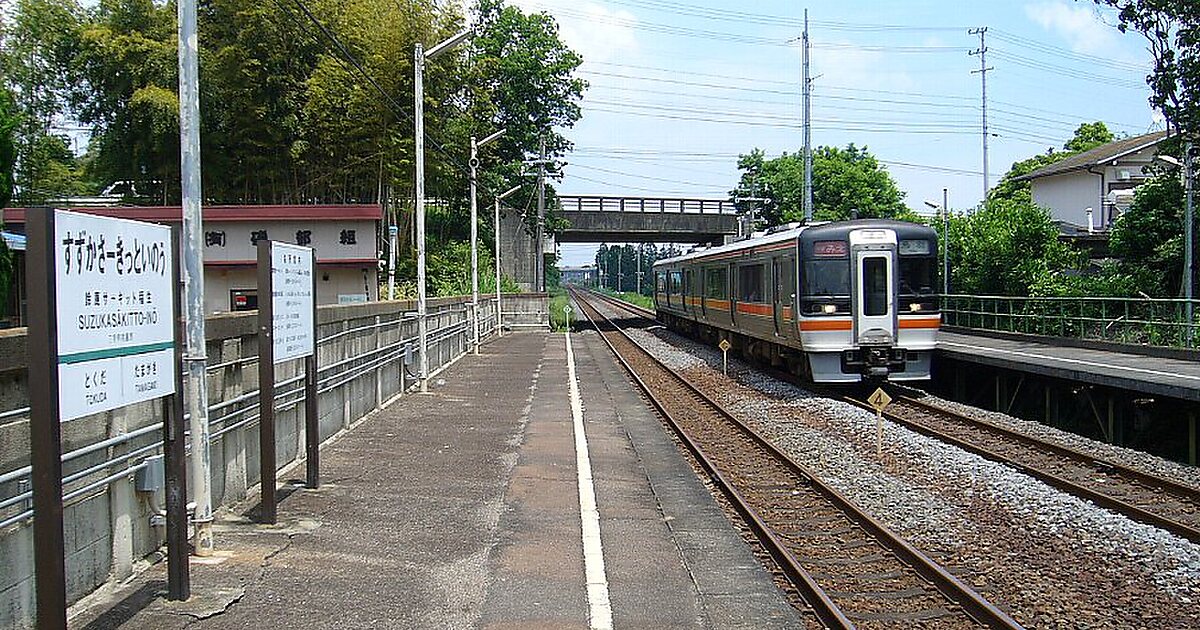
571,289,1022,630
584,289,1200,545
851,395,1200,544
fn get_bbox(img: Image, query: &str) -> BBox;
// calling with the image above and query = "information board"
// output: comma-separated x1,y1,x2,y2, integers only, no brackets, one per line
271,242,315,363
54,210,175,420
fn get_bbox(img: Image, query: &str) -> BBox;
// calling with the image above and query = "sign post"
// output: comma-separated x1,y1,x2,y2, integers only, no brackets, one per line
719,339,731,376
256,241,316,524
868,387,893,460
28,208,188,626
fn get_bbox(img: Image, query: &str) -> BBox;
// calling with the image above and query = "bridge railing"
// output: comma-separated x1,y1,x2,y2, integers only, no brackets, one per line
941,294,1200,349
558,195,737,215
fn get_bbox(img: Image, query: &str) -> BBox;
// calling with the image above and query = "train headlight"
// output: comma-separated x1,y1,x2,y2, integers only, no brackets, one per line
822,304,838,314
909,302,924,312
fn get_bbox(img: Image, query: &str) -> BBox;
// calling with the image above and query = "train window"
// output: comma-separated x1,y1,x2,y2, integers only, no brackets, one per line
737,264,765,303
899,257,936,295
670,271,682,295
656,272,666,293
705,268,727,299
802,259,850,296
863,257,889,316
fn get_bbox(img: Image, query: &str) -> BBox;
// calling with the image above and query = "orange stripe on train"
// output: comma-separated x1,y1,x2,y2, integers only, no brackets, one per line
898,317,941,329
799,319,853,331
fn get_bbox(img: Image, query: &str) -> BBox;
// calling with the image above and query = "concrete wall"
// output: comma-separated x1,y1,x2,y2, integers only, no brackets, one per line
205,266,378,313
500,208,537,291
0,294,547,629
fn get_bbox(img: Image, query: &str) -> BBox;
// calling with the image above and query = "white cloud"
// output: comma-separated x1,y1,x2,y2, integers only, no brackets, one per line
1024,1,1121,55
510,0,639,65
812,42,917,93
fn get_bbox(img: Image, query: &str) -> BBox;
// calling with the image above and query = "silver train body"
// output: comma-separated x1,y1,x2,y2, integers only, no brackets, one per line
653,219,940,383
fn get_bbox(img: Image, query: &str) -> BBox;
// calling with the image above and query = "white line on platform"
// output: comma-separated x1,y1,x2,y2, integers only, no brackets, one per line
565,331,614,630
940,341,1200,383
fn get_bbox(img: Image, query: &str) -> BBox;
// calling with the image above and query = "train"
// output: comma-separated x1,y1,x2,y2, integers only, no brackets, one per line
652,219,940,383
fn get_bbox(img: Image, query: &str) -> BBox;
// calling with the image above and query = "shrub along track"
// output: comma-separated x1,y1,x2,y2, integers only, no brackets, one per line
571,288,1022,629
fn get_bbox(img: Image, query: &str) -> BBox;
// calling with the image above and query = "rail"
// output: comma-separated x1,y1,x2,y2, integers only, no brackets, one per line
941,294,1200,349
557,195,737,215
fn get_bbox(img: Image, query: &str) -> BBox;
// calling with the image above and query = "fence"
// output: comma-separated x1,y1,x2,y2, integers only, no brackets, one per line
0,293,547,629
941,294,1200,349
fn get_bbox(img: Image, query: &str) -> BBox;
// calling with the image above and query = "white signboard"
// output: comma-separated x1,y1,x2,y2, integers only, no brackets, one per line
272,242,315,363
54,210,175,420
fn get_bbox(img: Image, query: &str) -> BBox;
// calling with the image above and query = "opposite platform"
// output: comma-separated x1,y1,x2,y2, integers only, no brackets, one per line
70,331,800,629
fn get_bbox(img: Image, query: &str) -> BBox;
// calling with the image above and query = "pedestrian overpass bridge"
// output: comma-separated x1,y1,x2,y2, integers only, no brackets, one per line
556,195,739,244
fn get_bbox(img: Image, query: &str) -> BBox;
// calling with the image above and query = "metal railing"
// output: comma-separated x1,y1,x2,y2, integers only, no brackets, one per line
0,298,498,530
558,195,737,215
941,294,1200,349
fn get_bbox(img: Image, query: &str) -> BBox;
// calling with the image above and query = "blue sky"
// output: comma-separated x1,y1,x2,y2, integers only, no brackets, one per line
509,0,1160,265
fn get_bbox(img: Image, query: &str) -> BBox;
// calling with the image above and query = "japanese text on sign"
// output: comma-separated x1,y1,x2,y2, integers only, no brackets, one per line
271,242,315,363
54,210,175,420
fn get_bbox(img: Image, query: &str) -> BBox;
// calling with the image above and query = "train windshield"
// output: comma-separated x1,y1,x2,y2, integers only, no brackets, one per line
899,256,936,296
802,259,850,297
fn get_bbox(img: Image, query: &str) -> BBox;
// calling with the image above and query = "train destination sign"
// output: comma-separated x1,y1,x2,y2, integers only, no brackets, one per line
271,242,315,364
54,210,176,420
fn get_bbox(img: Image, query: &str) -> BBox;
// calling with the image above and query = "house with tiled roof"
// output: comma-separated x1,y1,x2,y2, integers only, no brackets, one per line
1014,130,1168,231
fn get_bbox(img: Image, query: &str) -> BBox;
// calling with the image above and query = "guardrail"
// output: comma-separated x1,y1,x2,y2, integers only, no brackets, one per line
558,195,737,215
941,294,1200,349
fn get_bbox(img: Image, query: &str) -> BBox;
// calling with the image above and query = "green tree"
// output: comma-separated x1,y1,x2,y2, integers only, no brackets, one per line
731,144,910,226
0,89,17,315
951,198,1080,296
1108,174,1184,296
1092,0,1200,138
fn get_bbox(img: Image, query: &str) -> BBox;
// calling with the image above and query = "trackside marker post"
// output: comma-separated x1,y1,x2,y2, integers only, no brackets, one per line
719,339,731,376
868,387,893,460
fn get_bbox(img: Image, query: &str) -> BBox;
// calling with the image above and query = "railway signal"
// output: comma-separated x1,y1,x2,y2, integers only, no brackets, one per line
719,339,732,376
869,387,893,460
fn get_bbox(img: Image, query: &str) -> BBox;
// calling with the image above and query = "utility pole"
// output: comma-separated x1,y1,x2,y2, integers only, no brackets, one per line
943,187,950,295
177,0,214,557
802,9,814,221
617,245,622,292
1186,143,1195,346
535,137,547,293
970,27,993,203
470,129,505,355
636,243,643,295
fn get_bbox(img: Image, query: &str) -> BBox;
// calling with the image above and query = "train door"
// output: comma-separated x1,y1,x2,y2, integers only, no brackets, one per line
850,230,898,345
771,257,783,335
727,262,737,322
684,268,693,314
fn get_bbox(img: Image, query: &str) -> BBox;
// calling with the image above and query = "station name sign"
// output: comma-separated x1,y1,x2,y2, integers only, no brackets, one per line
54,210,176,420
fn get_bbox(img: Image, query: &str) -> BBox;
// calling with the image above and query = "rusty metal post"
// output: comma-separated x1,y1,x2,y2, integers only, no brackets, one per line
256,240,277,523
27,207,68,629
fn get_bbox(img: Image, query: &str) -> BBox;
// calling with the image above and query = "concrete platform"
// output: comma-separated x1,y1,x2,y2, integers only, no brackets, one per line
939,330,1200,402
69,331,801,629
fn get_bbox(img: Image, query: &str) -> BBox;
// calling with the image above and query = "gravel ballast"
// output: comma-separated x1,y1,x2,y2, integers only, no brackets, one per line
615,320,1200,630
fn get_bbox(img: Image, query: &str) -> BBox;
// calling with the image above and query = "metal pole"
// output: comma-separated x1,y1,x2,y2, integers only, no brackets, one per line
305,248,319,488
943,187,950,295
970,27,992,202
536,137,546,293
470,136,480,355
802,9,813,221
1186,143,1194,346
177,0,214,556
495,198,503,336
415,43,429,392
636,243,642,295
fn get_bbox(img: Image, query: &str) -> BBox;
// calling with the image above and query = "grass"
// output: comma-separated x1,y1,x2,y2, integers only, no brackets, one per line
598,287,655,311
549,293,573,331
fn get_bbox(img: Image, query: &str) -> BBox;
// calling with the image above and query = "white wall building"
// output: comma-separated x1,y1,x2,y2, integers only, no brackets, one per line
1015,131,1167,231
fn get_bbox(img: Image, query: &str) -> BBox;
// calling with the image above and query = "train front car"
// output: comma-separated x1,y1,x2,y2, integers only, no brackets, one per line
797,220,939,382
